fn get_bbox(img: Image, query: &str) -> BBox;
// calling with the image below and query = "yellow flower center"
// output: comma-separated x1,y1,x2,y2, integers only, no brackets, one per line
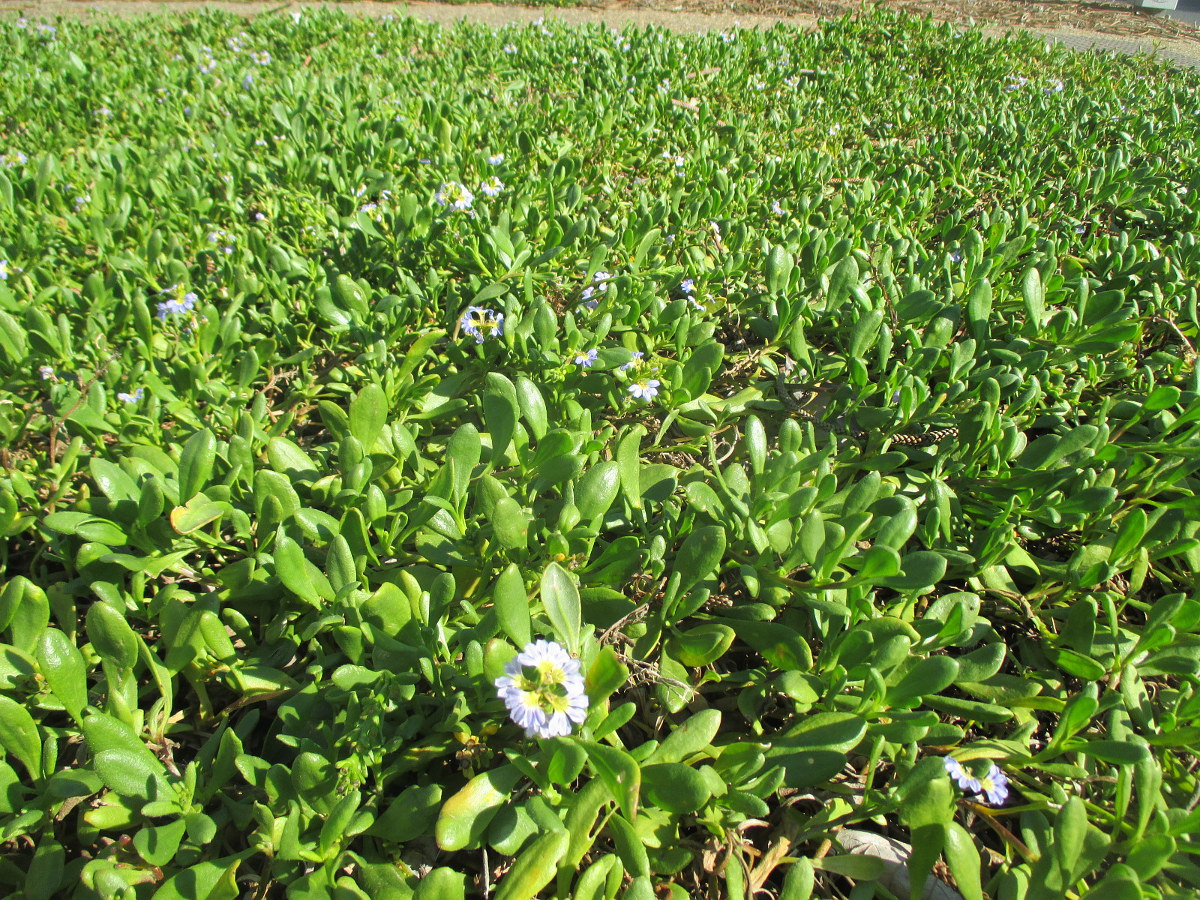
516,665,572,715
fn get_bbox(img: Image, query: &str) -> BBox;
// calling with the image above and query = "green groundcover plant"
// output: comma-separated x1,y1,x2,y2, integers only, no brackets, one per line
0,7,1199,898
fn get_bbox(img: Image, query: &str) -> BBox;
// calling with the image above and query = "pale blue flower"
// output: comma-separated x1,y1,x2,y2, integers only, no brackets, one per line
574,349,598,368
619,351,644,372
0,260,7,280
488,153,505,165
629,379,660,401
435,182,474,212
680,278,695,294
460,306,504,343
1,151,27,169
480,176,504,198
117,388,144,403
38,365,55,381
495,639,588,739
500,683,548,735
156,286,198,320
979,763,1009,806
943,756,980,793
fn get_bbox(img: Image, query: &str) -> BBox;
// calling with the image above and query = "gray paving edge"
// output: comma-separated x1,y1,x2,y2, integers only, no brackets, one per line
1,0,1199,68
1042,29,1200,68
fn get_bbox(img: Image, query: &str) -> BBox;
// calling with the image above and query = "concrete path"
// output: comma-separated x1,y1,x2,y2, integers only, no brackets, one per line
1045,25,1200,67
3,0,1199,68
1161,0,1200,29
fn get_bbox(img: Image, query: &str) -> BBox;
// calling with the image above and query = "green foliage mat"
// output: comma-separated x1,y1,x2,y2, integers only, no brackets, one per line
0,7,1199,899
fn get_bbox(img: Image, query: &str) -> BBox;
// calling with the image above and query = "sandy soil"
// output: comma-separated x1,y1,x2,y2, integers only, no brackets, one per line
1,0,1197,61
671,0,1199,41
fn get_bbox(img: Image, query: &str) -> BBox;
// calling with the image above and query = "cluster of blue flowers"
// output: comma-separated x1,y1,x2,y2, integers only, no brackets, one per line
156,286,198,321
459,306,505,343
581,271,611,307
944,756,1010,806
466,263,689,403
571,347,659,402
680,277,705,312
494,639,589,739
617,350,658,401
207,230,235,255
435,181,474,212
